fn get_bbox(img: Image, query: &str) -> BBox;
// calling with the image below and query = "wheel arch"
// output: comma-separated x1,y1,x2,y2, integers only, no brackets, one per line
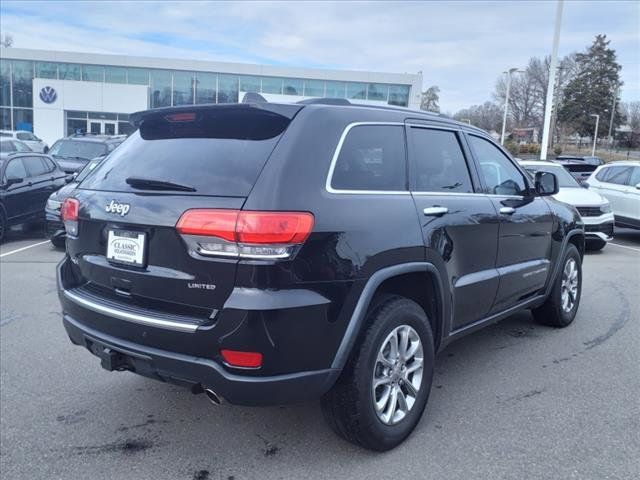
330,263,445,371
544,228,585,298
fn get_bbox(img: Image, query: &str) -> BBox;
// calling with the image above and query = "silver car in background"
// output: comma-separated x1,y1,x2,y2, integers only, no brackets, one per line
520,160,614,251
0,130,49,153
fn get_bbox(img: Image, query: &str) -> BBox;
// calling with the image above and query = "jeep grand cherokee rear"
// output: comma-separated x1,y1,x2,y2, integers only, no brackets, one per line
58,101,584,451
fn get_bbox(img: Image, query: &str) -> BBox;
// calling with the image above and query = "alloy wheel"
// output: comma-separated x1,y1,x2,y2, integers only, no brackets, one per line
372,325,424,425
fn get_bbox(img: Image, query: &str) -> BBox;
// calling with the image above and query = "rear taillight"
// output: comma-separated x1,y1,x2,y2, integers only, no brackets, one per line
61,198,79,236
220,349,263,368
176,209,314,260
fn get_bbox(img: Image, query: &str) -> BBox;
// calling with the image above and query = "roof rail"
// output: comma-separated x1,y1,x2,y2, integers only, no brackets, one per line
297,98,351,106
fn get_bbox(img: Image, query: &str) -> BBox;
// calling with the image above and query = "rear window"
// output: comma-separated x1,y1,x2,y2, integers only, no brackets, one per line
50,140,108,160
80,108,291,196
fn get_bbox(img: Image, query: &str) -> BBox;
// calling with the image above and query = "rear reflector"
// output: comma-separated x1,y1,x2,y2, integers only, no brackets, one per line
220,349,263,368
61,198,79,222
176,209,314,259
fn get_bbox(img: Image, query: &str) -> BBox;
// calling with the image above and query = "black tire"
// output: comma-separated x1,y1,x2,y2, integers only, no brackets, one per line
585,239,606,251
532,244,582,327
321,295,435,451
50,236,66,249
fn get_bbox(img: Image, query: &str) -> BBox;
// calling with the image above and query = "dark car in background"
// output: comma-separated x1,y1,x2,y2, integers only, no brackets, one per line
554,155,605,184
49,133,125,173
45,157,105,248
0,151,69,242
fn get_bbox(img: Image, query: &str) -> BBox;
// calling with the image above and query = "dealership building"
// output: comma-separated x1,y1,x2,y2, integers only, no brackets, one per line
0,47,422,145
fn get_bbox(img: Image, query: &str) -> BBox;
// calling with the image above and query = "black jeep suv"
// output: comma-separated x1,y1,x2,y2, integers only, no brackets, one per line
49,133,125,173
57,101,584,451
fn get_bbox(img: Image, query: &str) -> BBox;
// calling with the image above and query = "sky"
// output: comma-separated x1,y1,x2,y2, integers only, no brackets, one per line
0,0,638,113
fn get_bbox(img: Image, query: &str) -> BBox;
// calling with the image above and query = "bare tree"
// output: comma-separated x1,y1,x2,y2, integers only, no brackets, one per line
1,35,13,48
620,101,640,130
454,102,503,132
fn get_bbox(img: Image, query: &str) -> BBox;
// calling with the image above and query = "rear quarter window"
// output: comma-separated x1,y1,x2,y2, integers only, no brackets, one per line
330,125,406,192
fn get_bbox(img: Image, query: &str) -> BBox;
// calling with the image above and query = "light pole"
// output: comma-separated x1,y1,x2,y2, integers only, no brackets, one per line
500,67,520,145
590,114,600,156
540,0,564,160
607,85,619,142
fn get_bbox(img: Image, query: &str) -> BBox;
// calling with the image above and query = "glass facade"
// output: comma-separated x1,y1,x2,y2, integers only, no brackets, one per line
149,69,172,108
195,72,216,104
0,58,412,131
173,71,194,106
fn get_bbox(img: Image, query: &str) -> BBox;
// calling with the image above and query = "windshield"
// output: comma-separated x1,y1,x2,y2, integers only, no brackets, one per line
49,139,107,160
524,164,580,188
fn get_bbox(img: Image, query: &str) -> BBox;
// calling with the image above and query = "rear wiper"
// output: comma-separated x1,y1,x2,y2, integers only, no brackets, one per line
125,177,196,192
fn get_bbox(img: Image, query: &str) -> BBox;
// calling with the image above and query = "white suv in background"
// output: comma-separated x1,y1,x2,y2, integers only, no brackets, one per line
587,161,640,230
520,160,615,250
0,130,49,153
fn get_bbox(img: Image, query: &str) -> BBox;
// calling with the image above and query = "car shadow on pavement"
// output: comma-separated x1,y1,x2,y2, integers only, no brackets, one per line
69,310,548,467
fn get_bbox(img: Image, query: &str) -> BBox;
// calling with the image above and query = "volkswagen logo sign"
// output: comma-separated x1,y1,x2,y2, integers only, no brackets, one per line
39,86,57,104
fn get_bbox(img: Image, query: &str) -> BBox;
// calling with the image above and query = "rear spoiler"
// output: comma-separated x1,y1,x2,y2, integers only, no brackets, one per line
130,103,303,128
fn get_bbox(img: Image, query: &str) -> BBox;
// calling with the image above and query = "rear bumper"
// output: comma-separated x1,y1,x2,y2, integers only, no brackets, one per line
56,255,342,405
45,209,65,240
62,313,339,406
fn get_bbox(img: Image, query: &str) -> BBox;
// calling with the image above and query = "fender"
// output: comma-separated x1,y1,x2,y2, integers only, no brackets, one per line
544,227,585,297
330,262,444,371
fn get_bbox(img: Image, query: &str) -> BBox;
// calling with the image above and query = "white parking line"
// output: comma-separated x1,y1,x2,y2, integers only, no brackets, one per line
0,240,51,258
608,242,640,253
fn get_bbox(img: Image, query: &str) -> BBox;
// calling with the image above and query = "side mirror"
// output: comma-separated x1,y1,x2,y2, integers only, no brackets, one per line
535,171,559,196
65,174,75,183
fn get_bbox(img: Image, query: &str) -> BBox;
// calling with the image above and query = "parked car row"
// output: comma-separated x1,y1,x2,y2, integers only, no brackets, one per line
1,129,49,153
518,157,639,252
0,133,125,242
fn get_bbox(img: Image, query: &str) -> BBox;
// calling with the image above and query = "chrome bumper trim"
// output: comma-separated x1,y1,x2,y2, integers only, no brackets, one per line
63,289,199,333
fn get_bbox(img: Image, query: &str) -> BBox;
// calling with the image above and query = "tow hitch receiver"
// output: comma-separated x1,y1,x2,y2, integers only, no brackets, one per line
88,340,130,371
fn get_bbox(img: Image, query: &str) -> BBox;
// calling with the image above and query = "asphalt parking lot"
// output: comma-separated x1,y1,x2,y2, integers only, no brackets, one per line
1,229,638,480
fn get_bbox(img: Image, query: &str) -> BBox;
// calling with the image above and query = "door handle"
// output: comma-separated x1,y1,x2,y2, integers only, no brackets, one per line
500,207,516,215
423,206,449,216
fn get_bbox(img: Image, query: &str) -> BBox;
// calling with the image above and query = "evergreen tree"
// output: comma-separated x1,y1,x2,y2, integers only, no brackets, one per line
420,86,440,113
558,34,623,137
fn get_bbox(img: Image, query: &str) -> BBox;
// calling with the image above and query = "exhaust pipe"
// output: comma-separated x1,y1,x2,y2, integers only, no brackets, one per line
204,388,222,406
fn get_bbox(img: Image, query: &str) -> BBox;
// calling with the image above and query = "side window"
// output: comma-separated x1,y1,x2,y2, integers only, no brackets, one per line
331,125,406,191
0,141,16,153
17,132,29,141
468,135,527,196
410,128,474,193
42,157,56,173
22,156,49,177
606,166,633,185
628,167,640,187
4,159,28,181
13,141,31,152
595,167,611,182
